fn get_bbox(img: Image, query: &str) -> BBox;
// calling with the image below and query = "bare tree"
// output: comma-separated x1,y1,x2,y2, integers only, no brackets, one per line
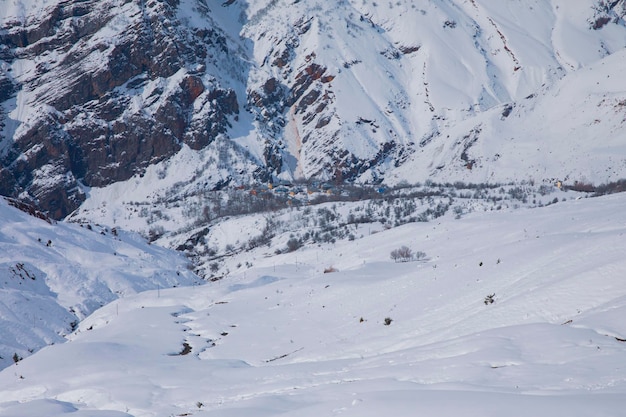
390,245,414,262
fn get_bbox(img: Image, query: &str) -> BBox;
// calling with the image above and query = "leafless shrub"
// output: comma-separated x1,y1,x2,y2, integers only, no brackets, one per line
390,246,426,262
390,245,413,262
286,237,302,252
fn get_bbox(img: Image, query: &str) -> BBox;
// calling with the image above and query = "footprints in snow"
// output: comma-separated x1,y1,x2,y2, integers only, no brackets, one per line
169,302,236,357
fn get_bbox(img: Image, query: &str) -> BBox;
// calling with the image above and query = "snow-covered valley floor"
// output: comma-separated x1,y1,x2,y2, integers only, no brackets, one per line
1,192,626,416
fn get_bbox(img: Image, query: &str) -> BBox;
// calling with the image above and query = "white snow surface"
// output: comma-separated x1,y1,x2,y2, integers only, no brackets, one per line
0,197,201,370
1,192,626,416
236,0,626,184
0,0,58,24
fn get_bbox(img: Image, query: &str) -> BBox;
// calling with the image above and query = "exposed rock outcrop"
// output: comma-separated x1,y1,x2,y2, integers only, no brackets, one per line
0,0,240,217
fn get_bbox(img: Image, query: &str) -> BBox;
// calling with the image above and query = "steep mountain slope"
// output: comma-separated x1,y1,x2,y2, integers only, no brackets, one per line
1,0,626,219
391,47,626,184
0,197,200,370
1,192,626,416
242,0,626,185
233,1,626,182
0,0,247,217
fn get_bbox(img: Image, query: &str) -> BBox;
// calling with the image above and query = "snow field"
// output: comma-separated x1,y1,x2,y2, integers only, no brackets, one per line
1,193,626,416
0,198,201,370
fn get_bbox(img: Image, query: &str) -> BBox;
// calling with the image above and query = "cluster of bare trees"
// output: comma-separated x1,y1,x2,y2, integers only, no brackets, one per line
389,246,426,263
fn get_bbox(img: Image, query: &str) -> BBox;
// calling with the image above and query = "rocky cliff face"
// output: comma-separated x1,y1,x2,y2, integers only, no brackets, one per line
1,0,626,219
0,0,242,217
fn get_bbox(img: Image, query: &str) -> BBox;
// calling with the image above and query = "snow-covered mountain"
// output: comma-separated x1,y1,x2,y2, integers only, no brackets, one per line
2,191,626,416
0,196,201,370
1,0,626,218
2,2,626,415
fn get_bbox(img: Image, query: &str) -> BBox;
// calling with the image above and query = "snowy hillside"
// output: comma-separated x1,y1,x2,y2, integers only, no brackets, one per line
243,0,626,184
1,192,626,416
0,197,201,370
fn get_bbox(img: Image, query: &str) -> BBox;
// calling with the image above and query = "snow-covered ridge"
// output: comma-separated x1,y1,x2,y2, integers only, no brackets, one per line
0,197,201,370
